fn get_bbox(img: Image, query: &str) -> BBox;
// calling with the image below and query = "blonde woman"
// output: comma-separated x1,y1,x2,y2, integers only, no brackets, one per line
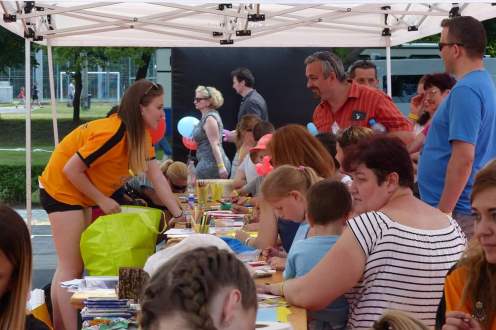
0,205,47,330
38,80,184,330
192,85,231,179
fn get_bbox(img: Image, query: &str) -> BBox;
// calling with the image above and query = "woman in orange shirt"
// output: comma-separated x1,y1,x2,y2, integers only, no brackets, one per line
440,159,496,330
39,80,184,330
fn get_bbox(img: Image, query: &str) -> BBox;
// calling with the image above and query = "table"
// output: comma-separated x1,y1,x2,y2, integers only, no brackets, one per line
255,272,307,330
71,271,307,330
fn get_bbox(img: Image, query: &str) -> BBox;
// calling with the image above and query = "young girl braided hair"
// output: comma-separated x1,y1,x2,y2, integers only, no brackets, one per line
140,246,257,330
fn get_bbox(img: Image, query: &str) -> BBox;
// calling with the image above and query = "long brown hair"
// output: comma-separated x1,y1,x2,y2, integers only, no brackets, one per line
459,159,496,328
261,165,321,202
0,205,32,330
235,114,261,147
139,246,257,330
118,80,164,174
267,124,335,178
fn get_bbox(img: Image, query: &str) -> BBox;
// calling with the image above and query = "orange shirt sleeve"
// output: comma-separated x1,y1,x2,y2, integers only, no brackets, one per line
445,267,471,314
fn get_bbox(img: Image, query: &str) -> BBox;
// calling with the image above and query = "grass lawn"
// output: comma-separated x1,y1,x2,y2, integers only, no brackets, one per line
0,102,117,166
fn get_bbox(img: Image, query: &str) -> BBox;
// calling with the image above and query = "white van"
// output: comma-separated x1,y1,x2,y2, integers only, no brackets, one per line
359,43,496,115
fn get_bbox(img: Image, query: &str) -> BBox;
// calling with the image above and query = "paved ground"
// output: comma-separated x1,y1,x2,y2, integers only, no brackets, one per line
15,209,55,289
32,224,56,289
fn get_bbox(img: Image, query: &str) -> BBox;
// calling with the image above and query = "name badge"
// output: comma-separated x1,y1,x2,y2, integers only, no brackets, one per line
351,111,366,121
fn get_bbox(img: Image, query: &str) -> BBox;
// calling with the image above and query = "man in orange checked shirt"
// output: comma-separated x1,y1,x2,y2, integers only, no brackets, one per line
305,51,413,144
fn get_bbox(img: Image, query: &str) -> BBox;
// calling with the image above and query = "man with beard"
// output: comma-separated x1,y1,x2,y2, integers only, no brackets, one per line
305,51,413,143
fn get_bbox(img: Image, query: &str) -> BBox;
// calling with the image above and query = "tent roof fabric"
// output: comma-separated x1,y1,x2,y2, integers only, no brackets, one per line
1,2,496,47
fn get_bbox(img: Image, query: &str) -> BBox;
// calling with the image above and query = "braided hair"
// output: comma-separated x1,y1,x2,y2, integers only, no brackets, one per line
140,246,257,330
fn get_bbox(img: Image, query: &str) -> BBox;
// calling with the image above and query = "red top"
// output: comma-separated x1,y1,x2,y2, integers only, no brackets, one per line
312,82,412,133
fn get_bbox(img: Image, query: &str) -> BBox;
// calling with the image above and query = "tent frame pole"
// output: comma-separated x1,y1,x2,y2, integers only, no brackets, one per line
386,38,392,97
25,38,32,231
47,39,59,145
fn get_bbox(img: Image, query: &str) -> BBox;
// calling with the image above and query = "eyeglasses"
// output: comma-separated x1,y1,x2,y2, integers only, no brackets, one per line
438,42,464,51
194,97,209,102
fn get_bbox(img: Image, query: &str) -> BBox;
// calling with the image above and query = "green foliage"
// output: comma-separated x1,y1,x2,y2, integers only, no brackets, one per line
0,27,40,73
53,47,154,73
0,27,24,72
0,165,44,204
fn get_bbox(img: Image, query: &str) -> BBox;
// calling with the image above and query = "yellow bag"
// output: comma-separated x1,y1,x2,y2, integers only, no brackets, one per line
80,206,163,276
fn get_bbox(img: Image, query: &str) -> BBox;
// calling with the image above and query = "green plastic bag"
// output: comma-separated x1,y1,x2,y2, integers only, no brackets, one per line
80,206,163,276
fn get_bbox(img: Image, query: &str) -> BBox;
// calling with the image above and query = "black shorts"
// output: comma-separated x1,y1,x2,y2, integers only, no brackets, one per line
39,189,84,214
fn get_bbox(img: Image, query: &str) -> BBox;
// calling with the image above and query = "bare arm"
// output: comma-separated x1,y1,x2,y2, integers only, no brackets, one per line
284,227,365,310
146,159,182,217
438,141,474,214
408,132,426,154
204,116,225,167
232,163,247,189
63,154,120,213
389,130,415,145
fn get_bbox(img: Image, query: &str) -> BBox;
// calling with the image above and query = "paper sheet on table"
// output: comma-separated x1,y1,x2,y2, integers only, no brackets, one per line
165,228,215,237
257,307,291,322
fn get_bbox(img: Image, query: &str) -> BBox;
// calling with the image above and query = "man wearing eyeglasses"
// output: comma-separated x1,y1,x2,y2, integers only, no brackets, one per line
305,51,413,144
418,16,496,239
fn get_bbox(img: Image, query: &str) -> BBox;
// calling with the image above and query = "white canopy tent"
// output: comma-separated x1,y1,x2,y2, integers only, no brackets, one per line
1,1,496,228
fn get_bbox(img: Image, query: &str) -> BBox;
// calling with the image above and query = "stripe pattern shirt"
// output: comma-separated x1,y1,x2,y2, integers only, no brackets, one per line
346,211,466,329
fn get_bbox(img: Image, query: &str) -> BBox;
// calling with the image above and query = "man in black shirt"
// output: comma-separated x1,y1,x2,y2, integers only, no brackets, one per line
231,67,268,121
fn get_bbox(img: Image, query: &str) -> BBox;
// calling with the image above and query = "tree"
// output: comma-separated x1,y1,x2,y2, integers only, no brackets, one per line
0,27,24,72
53,47,155,122
104,47,155,81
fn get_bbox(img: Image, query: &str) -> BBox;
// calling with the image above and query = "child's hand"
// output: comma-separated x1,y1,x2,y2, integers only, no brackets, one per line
243,222,259,231
443,311,482,330
256,283,284,296
235,230,250,243
268,257,286,271
232,204,249,214
262,247,287,259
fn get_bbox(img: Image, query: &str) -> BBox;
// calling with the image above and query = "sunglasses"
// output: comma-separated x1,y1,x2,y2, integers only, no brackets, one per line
194,97,209,102
144,82,159,96
438,42,464,51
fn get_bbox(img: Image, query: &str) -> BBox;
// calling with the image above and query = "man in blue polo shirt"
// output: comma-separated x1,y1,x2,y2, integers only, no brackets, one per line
418,16,496,238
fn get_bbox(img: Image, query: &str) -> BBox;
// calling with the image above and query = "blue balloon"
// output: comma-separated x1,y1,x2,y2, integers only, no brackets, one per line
177,116,200,138
306,122,318,136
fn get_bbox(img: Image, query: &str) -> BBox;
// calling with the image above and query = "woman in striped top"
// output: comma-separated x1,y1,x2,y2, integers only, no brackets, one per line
272,137,466,329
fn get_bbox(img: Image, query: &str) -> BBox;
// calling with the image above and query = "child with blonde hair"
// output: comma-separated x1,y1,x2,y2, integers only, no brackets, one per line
261,180,352,330
257,165,322,270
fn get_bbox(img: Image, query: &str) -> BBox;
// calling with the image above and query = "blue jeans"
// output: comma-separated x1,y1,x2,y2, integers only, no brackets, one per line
155,137,172,156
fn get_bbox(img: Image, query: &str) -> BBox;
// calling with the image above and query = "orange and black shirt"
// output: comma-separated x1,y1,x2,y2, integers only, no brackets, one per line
436,266,496,329
39,115,154,207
